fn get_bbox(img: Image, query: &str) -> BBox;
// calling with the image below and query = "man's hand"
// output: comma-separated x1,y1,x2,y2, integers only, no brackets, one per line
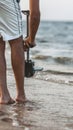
23,36,36,51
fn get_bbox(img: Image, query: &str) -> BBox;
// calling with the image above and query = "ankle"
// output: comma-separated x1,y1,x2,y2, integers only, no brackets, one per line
0,91,15,104
16,94,26,103
17,94,26,99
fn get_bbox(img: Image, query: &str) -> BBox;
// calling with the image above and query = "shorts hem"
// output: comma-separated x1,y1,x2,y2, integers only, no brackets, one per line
1,34,23,41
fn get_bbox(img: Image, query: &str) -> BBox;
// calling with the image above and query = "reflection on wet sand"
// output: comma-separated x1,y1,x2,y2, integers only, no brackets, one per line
0,101,40,130
0,104,27,126
0,69,73,130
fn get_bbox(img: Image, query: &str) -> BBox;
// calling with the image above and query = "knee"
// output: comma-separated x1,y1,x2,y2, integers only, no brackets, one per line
10,37,24,66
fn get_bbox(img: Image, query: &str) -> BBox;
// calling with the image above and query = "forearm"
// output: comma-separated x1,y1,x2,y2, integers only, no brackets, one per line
29,0,40,42
29,12,40,42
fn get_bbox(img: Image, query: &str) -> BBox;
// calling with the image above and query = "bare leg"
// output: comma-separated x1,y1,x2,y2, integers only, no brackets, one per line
9,36,26,103
0,37,14,104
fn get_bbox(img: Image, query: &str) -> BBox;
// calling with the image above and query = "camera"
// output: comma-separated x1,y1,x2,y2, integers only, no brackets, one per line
25,60,35,77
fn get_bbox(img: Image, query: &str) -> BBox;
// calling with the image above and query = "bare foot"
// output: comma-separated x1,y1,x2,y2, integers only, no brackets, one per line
0,97,15,104
16,95,26,103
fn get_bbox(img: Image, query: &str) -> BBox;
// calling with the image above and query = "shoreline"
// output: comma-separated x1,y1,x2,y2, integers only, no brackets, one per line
0,77,73,130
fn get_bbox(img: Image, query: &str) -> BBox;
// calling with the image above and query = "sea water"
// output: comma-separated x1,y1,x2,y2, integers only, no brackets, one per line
6,21,73,85
30,21,73,85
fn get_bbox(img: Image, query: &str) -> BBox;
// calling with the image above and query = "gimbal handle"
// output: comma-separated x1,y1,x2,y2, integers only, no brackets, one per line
22,10,30,61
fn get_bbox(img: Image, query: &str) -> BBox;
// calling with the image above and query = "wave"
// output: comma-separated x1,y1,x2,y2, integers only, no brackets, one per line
44,69,73,75
36,38,48,43
32,54,73,66
34,69,73,86
54,57,73,65
33,55,51,60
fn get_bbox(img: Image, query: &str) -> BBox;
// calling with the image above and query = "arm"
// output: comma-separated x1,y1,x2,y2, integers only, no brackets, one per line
24,0,40,47
29,0,40,42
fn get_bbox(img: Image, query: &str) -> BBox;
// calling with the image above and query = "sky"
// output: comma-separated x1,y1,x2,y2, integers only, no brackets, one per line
20,0,73,21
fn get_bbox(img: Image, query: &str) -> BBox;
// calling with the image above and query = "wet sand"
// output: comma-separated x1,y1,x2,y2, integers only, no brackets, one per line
0,70,73,130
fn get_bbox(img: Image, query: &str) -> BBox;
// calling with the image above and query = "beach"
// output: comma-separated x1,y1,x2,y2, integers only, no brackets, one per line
0,21,73,130
0,68,73,130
